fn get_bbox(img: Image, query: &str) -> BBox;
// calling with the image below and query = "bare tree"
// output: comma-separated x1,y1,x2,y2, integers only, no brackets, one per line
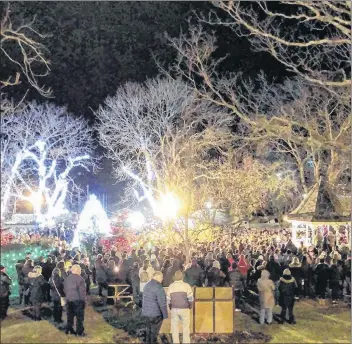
209,1,351,89
96,77,297,259
1,102,95,221
167,25,351,192
1,5,51,98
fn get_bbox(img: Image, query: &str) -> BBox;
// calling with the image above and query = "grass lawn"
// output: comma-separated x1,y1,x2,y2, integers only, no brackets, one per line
1,298,350,343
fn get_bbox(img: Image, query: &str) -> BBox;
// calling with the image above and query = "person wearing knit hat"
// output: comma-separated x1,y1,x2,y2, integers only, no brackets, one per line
278,268,297,324
0,265,12,320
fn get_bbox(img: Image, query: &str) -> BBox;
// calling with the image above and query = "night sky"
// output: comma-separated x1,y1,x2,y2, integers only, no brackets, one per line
3,2,290,211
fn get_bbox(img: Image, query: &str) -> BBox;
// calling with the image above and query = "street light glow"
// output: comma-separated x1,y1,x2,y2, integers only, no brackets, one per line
128,211,145,229
155,192,181,221
29,192,44,205
205,201,212,209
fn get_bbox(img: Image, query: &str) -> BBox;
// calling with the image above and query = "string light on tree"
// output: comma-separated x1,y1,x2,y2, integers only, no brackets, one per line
2,139,90,226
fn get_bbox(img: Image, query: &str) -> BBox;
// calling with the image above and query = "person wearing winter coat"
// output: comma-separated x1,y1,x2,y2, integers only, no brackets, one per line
282,250,293,268
300,256,309,297
42,257,55,302
129,263,141,306
163,260,180,287
42,257,55,281
90,247,98,284
228,263,244,312
28,266,48,321
285,240,297,255
80,258,92,294
327,231,336,252
246,259,256,289
106,260,118,283
150,255,160,272
237,254,250,277
161,259,172,287
139,259,155,282
253,261,267,283
278,268,297,324
206,261,225,287
266,255,282,304
0,265,12,320
289,257,302,298
314,258,330,305
110,250,120,266
130,250,141,265
204,252,215,272
22,259,34,306
64,264,87,336
257,270,275,325
95,255,108,297
227,253,235,272
167,270,194,344
49,267,65,323
15,260,25,305
142,271,168,344
184,259,205,287
219,252,230,275
329,260,342,304
56,261,68,281
118,258,131,284
266,255,281,282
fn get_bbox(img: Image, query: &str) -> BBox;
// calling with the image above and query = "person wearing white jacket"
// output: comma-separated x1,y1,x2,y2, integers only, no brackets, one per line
257,269,275,325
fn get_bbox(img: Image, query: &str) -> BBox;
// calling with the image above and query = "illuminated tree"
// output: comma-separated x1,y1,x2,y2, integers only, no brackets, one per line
0,102,94,221
96,78,297,259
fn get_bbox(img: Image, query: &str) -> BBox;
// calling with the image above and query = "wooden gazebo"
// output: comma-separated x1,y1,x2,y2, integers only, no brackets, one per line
287,178,351,246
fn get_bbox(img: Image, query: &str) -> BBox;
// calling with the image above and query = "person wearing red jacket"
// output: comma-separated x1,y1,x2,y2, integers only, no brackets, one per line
238,254,249,276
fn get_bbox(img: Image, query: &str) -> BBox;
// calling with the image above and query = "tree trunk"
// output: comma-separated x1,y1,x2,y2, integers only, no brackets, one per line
184,215,190,263
298,161,309,194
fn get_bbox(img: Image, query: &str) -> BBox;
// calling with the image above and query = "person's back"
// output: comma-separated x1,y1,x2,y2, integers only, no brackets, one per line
257,270,275,324
278,269,297,324
142,278,167,318
207,261,224,287
64,272,86,302
167,270,193,344
228,266,243,290
266,256,281,282
184,260,204,287
289,257,302,285
64,264,87,336
167,276,193,310
315,261,329,282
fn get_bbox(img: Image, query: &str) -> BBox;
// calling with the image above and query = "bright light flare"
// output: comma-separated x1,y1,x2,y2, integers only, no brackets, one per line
29,192,44,205
128,211,145,229
205,201,212,209
155,192,181,220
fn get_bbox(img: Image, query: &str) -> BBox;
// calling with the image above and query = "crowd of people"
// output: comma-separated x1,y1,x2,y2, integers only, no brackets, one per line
4,225,76,246
0,226,350,342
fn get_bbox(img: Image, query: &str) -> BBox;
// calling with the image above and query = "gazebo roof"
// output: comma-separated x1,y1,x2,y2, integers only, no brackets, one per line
288,178,351,222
